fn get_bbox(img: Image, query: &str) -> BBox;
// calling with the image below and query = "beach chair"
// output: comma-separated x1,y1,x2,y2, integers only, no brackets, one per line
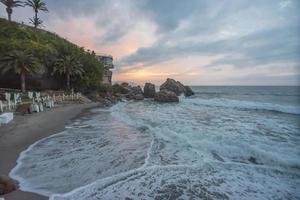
39,102,44,112
32,103,40,112
0,112,13,125
0,100,3,113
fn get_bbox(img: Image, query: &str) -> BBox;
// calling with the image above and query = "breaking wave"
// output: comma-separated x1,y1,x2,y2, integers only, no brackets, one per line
10,86,300,199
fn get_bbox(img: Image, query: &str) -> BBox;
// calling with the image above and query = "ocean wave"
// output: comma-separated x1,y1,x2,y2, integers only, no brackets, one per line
50,163,300,200
10,99,300,199
195,91,300,97
185,97,300,115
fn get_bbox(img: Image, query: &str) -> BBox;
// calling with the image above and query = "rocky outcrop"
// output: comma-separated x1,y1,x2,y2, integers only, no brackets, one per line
0,175,17,195
160,78,194,96
144,83,156,98
112,83,130,94
184,86,194,97
126,86,144,101
154,90,179,102
160,78,186,96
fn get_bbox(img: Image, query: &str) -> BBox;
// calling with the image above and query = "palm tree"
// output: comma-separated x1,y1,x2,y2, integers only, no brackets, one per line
0,50,44,93
0,0,23,21
29,16,43,28
25,0,48,28
53,55,84,90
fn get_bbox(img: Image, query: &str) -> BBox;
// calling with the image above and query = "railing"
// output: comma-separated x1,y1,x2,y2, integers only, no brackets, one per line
0,91,83,114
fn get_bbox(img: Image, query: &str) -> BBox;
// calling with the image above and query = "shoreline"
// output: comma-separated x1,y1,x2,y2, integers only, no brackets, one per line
0,102,99,200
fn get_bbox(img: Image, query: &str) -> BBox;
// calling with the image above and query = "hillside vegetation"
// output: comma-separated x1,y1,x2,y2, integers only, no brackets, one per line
0,18,104,92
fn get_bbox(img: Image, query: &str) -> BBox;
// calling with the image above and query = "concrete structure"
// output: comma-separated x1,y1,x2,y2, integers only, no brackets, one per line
97,54,114,85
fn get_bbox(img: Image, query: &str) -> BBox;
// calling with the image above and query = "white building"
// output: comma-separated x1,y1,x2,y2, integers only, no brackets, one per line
97,54,114,85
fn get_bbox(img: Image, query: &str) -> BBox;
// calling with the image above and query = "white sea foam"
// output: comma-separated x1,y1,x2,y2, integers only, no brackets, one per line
50,164,300,200
10,109,151,196
10,90,300,199
185,97,300,115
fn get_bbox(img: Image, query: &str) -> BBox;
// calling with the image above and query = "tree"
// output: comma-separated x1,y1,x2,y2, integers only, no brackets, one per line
0,50,44,93
52,55,84,90
0,0,23,22
29,16,43,28
25,0,48,28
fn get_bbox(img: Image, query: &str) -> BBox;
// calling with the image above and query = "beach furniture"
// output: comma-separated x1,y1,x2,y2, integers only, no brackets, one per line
0,100,3,113
32,104,40,112
0,112,13,125
39,102,44,112
4,93,12,110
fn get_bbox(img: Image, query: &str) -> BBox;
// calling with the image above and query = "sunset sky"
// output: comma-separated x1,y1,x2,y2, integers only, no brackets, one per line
1,0,299,85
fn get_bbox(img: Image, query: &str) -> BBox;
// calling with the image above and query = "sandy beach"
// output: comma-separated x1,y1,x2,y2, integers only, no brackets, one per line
0,102,99,200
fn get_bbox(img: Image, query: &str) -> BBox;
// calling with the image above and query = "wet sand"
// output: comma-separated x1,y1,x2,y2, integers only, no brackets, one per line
0,102,99,200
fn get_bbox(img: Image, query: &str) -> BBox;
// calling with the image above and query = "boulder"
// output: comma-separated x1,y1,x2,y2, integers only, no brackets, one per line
143,83,156,98
160,78,186,96
0,175,17,195
131,86,143,94
127,86,144,101
184,86,194,97
132,94,144,100
112,83,130,94
120,82,129,88
160,78,194,97
154,90,179,102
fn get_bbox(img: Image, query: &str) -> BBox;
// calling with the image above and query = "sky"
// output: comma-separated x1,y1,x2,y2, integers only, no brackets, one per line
1,0,300,85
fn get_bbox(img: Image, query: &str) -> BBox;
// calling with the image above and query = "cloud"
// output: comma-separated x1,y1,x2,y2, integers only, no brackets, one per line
1,0,299,85
120,0,300,71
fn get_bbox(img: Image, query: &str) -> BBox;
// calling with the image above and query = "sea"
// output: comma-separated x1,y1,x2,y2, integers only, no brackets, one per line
10,86,300,200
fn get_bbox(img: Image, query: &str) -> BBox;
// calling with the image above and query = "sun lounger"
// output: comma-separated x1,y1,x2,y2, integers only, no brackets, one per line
39,102,44,112
32,104,40,112
0,112,13,125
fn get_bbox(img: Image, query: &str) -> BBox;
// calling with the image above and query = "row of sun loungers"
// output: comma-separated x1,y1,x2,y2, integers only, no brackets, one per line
0,90,82,125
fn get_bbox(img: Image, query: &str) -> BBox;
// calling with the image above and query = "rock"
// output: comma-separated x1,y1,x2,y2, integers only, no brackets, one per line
112,83,130,94
120,82,129,88
160,78,194,97
184,86,194,97
143,83,156,98
127,86,144,101
0,175,17,195
160,78,186,96
154,90,179,102
131,86,143,94
132,94,144,100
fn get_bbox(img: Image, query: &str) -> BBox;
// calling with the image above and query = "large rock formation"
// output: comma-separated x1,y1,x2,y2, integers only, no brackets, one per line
0,175,17,195
154,90,179,102
160,78,186,96
126,86,144,101
143,83,156,98
184,86,194,97
112,83,130,94
160,78,194,96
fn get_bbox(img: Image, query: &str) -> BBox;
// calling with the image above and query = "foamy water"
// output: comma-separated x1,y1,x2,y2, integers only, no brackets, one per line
10,86,300,199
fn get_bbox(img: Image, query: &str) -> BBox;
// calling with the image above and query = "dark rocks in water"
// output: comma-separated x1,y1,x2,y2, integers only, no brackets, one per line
154,90,179,102
132,93,144,100
160,78,186,96
131,86,143,94
160,78,194,97
144,83,156,98
0,175,17,195
112,83,130,94
120,82,129,88
184,86,194,97
127,86,144,101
